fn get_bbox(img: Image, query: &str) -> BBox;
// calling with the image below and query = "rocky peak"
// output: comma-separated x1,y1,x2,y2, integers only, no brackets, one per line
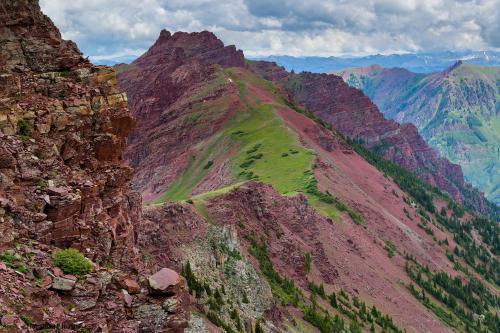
0,0,86,72
118,30,246,198
135,29,245,68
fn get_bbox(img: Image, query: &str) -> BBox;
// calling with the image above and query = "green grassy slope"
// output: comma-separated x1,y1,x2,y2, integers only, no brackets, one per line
153,67,364,222
154,67,315,203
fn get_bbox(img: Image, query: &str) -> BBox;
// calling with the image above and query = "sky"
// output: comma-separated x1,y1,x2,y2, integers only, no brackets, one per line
40,0,500,62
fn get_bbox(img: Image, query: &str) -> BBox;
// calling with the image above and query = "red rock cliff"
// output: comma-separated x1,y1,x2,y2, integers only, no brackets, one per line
0,0,140,265
0,2,191,331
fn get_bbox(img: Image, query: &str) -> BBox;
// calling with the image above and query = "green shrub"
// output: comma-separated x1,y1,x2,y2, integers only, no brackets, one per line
203,161,214,169
0,250,15,265
242,290,249,304
37,179,49,190
305,253,311,273
20,315,32,326
385,241,396,258
17,119,31,136
52,248,92,275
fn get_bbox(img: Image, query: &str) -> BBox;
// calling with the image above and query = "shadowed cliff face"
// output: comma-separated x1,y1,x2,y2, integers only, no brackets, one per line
118,30,245,200
250,61,493,215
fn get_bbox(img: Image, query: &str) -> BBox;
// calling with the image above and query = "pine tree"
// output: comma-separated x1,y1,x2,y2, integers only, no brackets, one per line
329,292,338,308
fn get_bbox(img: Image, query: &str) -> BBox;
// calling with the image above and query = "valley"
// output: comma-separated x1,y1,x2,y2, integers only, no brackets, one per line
0,2,498,333
339,63,500,205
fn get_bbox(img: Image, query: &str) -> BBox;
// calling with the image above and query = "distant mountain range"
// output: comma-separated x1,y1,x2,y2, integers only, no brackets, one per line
339,62,500,205
253,50,500,73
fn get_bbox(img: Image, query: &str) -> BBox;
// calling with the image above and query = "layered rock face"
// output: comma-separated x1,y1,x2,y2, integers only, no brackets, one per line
118,30,245,200
250,61,491,214
0,0,140,263
0,2,189,331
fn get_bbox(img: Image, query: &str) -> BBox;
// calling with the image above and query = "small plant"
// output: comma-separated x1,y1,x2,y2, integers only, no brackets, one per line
304,252,311,273
329,292,338,308
246,143,261,154
0,250,15,266
15,263,28,274
232,130,246,137
20,314,33,326
239,159,255,168
242,290,249,304
17,119,31,136
203,160,214,169
385,241,396,258
37,179,49,190
255,320,264,333
52,248,92,275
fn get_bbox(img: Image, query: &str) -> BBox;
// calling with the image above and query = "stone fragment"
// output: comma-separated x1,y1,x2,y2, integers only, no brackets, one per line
52,267,63,277
51,276,76,291
1,314,16,326
121,289,133,307
162,297,178,314
121,278,140,294
47,186,68,196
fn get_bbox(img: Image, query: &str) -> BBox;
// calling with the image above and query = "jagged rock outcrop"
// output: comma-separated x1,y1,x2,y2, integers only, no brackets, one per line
0,0,140,263
0,1,188,331
250,61,491,214
118,30,245,200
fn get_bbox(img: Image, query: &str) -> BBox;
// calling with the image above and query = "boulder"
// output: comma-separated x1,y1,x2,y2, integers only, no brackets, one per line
148,268,180,295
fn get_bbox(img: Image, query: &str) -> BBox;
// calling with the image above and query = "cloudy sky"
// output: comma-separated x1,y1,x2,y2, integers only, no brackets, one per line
40,0,500,62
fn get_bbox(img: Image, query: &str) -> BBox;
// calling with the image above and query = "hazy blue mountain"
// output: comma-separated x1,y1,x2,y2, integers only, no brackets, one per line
252,50,500,73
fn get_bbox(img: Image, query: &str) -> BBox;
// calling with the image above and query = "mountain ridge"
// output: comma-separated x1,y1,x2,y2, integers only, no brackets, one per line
339,62,500,206
253,51,500,74
249,61,497,218
117,29,499,333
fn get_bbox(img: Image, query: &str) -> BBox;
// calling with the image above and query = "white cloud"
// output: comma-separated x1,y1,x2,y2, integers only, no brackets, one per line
40,0,500,61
